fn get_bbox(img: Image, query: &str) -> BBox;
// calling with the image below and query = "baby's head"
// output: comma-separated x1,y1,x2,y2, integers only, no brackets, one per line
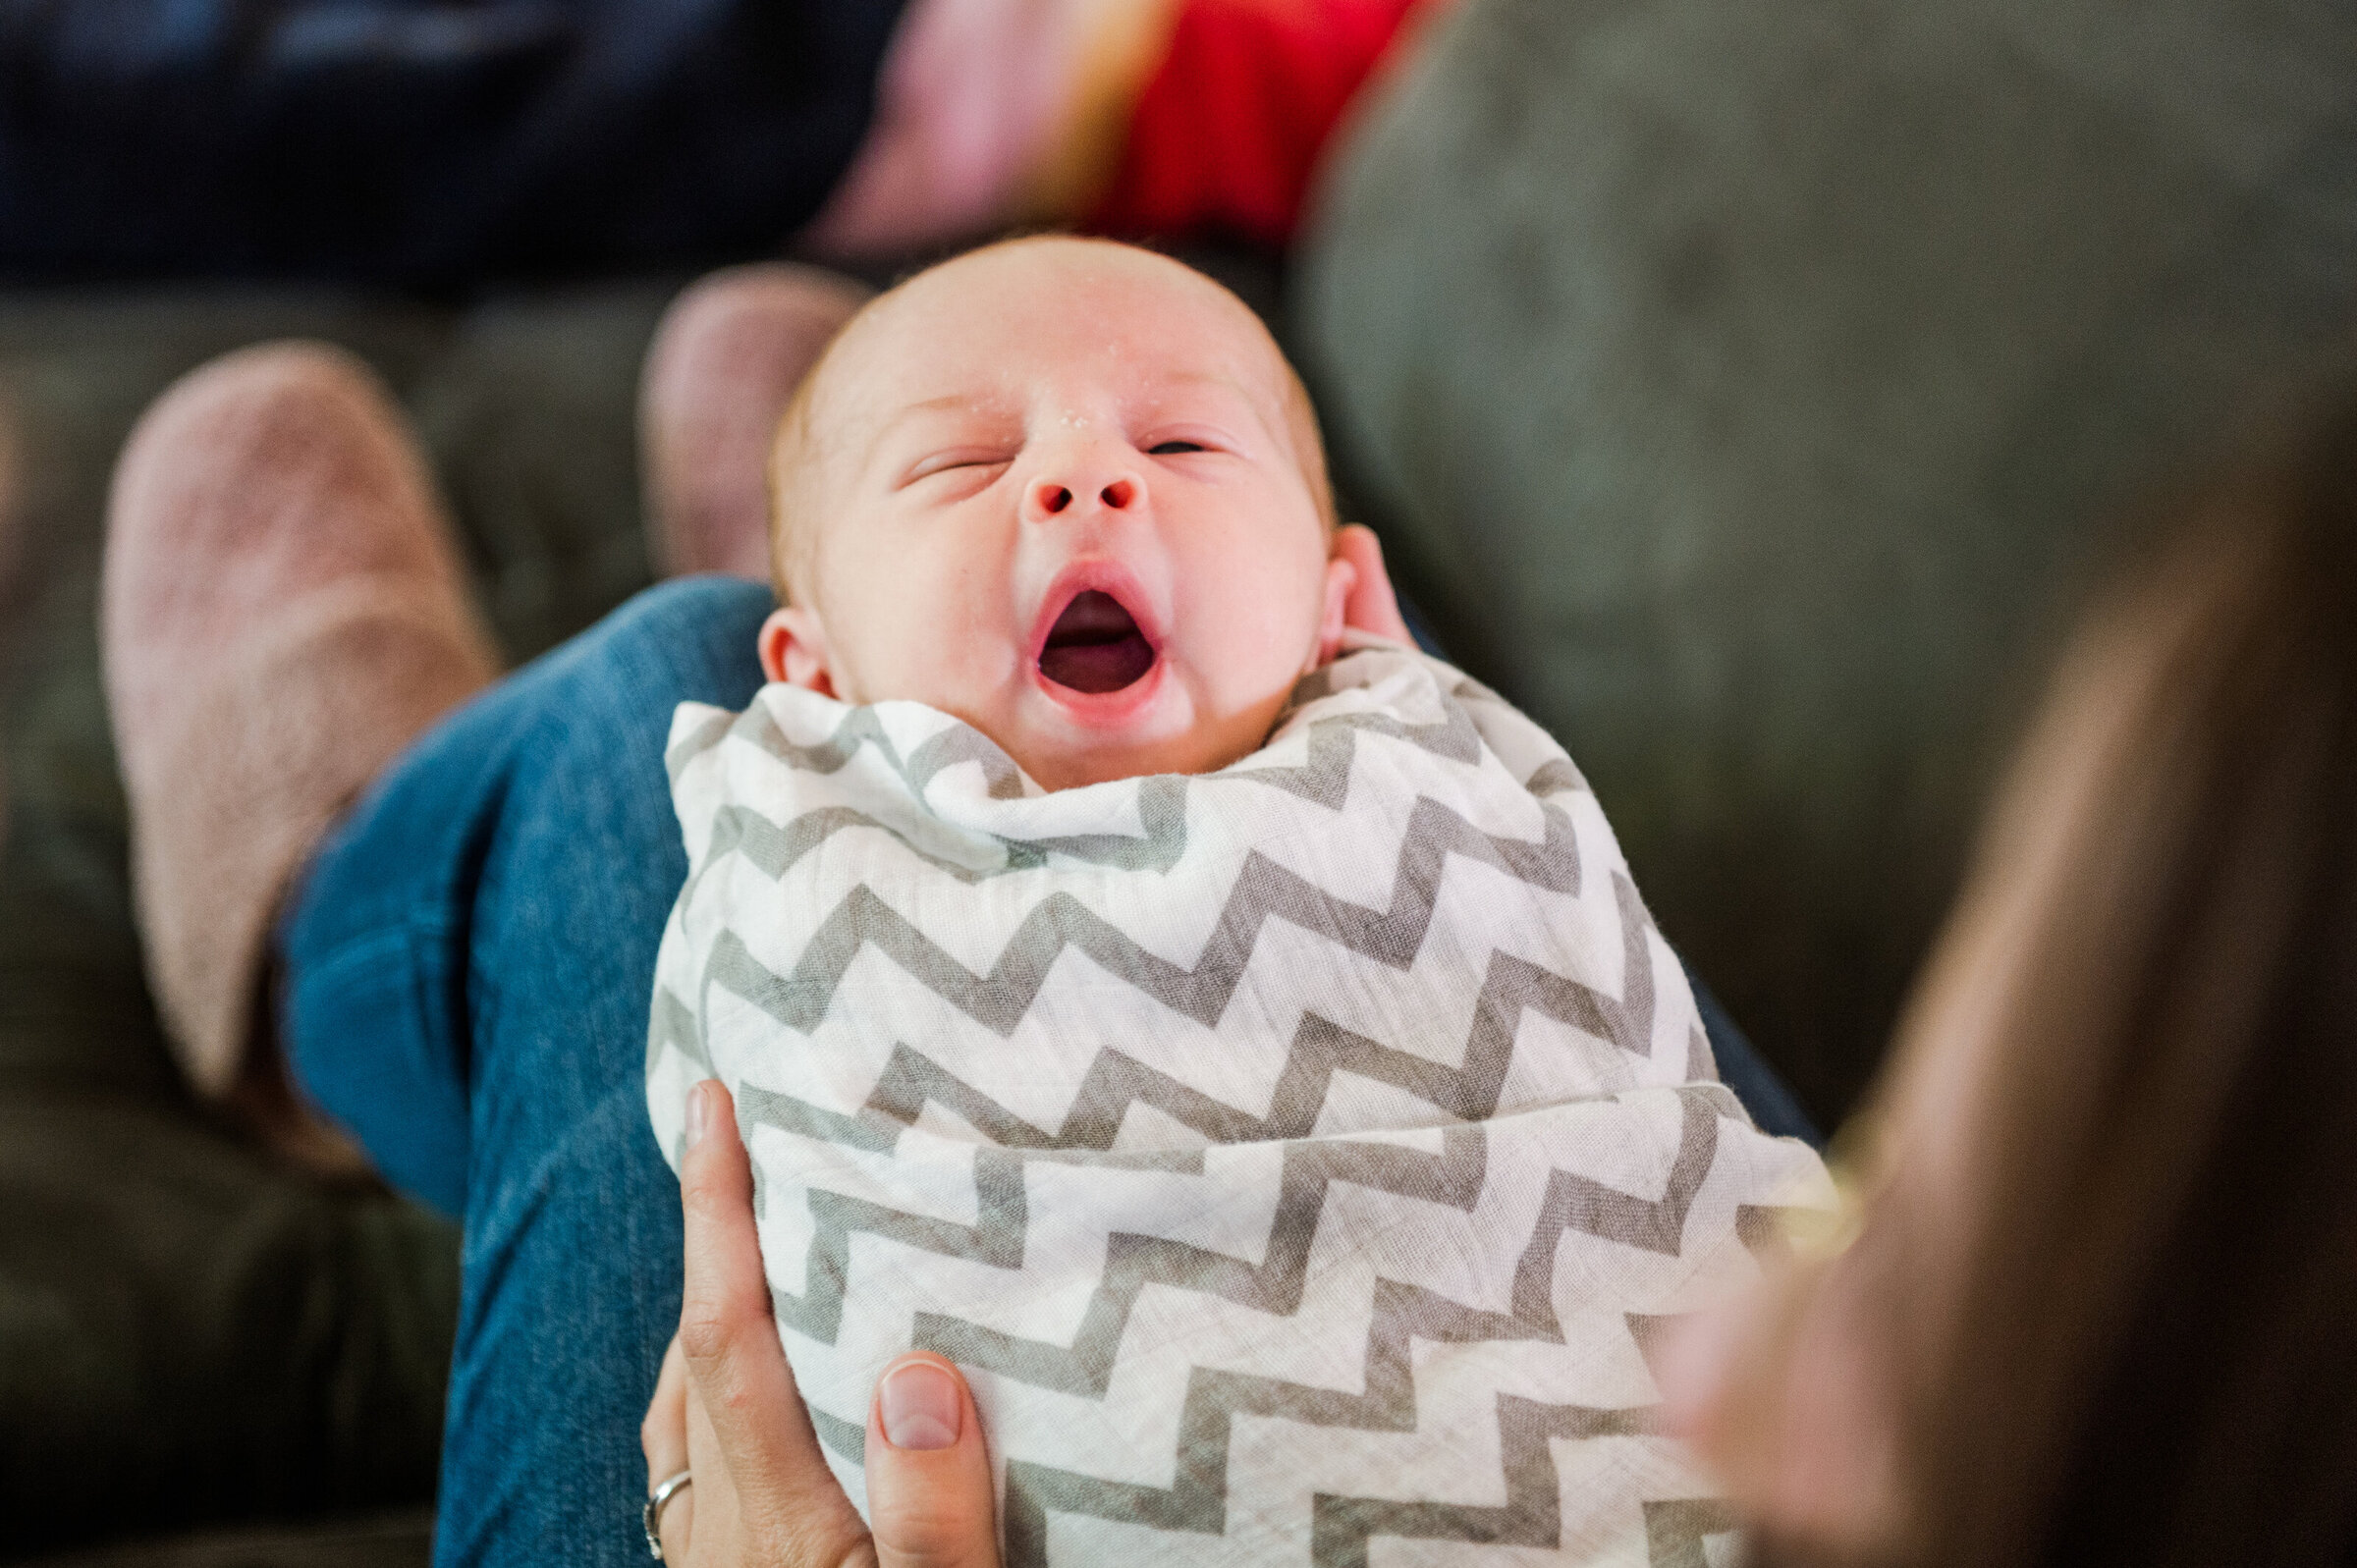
756,237,1400,790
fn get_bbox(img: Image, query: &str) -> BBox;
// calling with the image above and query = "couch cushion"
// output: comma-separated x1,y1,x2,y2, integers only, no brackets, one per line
1294,0,2357,1118
0,285,675,1555
20,1509,432,1568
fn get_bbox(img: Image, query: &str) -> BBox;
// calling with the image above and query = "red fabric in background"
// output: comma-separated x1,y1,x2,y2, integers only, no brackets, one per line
1086,0,1443,247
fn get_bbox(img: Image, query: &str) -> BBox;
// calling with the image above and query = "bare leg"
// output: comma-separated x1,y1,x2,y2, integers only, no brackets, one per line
638,264,870,584
104,344,498,1167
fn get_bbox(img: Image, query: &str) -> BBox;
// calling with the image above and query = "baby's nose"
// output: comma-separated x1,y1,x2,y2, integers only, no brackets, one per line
1028,474,1136,517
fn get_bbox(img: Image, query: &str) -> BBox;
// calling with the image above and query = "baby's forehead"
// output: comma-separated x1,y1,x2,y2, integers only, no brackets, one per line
818,244,1296,428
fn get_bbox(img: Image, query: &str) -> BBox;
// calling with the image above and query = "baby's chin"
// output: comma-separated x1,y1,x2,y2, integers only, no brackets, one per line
1006,675,1288,791
1014,736,1247,791
1008,700,1221,791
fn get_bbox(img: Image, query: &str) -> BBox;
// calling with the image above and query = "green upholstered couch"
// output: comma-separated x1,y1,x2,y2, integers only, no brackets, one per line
1295,0,2357,1122
6,0,2353,1557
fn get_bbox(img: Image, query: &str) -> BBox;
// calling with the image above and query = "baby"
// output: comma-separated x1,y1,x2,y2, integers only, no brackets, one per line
748,234,1375,786
647,238,1828,1566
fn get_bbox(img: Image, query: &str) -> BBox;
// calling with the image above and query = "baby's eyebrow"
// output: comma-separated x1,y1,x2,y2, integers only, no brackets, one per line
856,392,1012,472
1156,368,1254,402
858,369,1278,469
1149,368,1291,446
1156,365,1278,408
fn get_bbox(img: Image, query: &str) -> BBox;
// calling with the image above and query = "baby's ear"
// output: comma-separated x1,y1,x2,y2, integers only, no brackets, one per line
758,606,840,696
1333,524,1413,647
1314,554,1356,670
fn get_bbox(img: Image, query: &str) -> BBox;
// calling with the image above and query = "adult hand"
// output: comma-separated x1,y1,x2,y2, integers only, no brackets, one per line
642,1079,1002,1567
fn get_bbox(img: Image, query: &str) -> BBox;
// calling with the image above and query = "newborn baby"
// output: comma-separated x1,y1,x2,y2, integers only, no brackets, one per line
648,238,1828,1566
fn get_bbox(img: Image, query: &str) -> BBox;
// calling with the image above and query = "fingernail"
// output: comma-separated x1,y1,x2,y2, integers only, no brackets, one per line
685,1082,711,1149
878,1360,961,1451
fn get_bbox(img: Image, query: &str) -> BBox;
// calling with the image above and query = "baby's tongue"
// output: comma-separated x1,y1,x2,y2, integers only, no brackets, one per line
1040,591,1156,695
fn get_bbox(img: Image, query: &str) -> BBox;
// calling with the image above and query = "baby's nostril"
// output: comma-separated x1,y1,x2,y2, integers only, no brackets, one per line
1101,479,1134,509
1039,485,1072,514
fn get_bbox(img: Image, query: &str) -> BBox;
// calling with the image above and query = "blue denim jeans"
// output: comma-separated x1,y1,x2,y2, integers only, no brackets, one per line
279,574,1816,1565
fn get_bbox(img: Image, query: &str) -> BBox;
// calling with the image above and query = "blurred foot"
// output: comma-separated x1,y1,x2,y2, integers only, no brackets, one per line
640,263,870,583
104,343,498,1170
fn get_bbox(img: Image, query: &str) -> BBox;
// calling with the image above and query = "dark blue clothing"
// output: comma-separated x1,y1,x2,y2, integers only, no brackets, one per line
0,0,905,285
1690,959,1817,1147
281,575,1817,1563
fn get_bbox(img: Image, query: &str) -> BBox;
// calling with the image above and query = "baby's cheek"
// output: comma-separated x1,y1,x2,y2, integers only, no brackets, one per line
1210,570,1326,683
928,610,1011,684
869,568,1014,693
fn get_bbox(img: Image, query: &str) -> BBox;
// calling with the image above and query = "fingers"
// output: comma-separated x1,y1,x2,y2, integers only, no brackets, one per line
644,1335,690,1487
676,1079,871,1563
678,1081,804,1476
642,1337,696,1560
674,1081,997,1565
866,1352,1001,1568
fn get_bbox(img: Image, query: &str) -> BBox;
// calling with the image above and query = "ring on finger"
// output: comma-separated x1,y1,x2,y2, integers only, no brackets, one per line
643,1468,693,1560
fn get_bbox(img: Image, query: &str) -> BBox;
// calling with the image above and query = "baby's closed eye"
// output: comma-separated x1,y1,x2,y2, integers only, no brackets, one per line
903,450,1014,486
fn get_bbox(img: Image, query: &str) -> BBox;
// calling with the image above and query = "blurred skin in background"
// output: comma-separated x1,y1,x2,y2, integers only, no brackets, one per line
810,0,1450,256
1662,395,2357,1568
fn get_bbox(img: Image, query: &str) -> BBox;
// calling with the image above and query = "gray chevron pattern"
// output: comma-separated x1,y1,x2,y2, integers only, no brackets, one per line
649,641,1832,1564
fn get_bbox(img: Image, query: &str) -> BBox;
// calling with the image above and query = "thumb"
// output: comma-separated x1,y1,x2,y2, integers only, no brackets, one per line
865,1352,1000,1568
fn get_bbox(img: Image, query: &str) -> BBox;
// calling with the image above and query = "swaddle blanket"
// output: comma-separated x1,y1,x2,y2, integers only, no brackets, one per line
648,637,1831,1567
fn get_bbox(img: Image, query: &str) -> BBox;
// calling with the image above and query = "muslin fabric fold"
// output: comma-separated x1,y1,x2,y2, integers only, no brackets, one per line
649,636,1830,1565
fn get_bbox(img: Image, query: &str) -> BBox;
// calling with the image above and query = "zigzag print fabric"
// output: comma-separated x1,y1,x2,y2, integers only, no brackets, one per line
648,637,1832,1566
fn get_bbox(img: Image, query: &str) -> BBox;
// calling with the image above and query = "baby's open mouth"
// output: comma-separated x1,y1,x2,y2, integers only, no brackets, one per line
1038,590,1158,695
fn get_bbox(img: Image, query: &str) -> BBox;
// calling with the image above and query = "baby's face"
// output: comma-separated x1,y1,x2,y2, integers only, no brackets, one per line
760,241,1354,789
